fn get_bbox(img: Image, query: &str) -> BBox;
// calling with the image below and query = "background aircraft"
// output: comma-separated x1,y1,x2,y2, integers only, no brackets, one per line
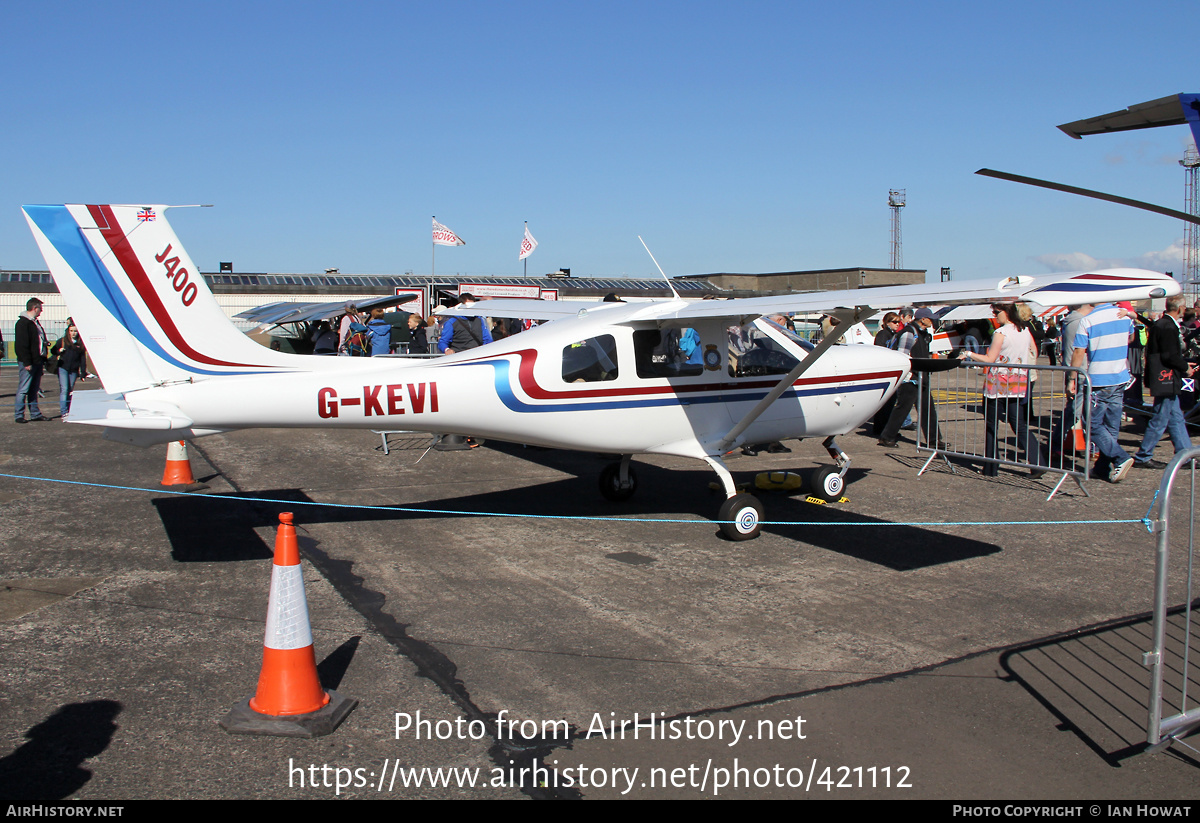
979,93,1200,229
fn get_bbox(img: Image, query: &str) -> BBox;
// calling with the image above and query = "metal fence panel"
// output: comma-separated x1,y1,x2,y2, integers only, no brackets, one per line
1146,448,1200,749
916,361,1092,499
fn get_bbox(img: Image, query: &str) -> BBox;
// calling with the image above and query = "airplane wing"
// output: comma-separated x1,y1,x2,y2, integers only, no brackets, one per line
235,301,322,326
623,268,1178,325
234,301,304,323
435,298,615,321
236,293,418,331
436,269,1178,327
285,293,417,324
1057,93,1200,144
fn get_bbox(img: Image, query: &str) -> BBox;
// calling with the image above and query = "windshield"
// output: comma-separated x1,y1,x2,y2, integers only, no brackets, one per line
728,318,814,378
760,318,815,352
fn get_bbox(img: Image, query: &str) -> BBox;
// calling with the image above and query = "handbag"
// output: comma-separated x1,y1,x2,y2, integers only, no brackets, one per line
44,342,60,375
1146,351,1181,398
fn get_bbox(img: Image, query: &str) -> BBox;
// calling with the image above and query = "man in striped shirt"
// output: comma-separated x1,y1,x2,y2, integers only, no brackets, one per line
1069,303,1135,482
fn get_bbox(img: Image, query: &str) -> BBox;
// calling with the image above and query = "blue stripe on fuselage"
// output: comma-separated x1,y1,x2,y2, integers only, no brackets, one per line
1030,282,1139,293
467,358,890,413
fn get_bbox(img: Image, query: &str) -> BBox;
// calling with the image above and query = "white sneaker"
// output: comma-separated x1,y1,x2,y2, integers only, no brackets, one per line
1110,457,1134,483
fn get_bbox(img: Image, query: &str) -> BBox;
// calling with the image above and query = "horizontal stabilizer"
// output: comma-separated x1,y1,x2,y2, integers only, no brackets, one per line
66,390,193,430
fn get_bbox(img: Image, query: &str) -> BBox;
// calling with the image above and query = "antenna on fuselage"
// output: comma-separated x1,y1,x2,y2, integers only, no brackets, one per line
638,236,682,300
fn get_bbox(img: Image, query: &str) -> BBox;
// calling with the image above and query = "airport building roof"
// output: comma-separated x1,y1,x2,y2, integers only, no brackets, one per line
677,267,927,293
0,269,718,298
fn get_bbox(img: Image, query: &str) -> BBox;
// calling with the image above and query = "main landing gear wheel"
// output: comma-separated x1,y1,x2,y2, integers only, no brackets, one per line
717,493,764,541
812,466,843,502
599,462,638,502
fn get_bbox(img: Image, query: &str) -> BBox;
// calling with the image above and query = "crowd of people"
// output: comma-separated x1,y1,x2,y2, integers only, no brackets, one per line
871,297,1200,483
316,292,540,359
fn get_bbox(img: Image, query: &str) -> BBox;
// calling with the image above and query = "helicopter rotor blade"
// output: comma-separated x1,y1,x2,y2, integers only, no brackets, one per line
976,168,1200,226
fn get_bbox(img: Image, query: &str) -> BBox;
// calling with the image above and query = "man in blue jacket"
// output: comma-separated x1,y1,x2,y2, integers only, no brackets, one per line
436,293,491,450
438,293,492,355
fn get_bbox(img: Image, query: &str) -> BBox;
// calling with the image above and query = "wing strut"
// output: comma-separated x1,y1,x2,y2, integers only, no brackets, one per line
716,308,867,453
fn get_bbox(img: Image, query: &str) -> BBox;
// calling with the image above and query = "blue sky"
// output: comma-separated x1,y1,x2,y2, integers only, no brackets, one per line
1,0,1195,283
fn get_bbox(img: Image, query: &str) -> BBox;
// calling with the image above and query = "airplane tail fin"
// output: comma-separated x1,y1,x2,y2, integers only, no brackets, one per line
22,204,304,395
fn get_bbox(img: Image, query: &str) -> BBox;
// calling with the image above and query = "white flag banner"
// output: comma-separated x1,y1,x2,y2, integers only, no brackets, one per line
519,225,538,260
432,218,465,246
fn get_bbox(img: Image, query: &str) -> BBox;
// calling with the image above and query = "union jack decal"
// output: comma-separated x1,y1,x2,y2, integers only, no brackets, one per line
137,208,156,223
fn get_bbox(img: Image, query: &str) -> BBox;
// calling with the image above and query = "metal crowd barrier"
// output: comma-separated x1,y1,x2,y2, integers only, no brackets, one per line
915,361,1093,500
1145,448,1200,750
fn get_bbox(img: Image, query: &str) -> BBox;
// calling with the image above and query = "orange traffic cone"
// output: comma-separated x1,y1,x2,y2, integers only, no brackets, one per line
249,512,329,716
161,440,196,486
220,513,356,737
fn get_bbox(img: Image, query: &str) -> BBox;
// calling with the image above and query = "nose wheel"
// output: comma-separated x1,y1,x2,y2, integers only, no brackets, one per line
717,493,764,541
812,466,844,502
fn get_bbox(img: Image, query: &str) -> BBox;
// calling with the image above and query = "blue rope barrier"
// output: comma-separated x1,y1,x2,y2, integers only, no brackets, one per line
1142,489,1160,533
0,471,1152,528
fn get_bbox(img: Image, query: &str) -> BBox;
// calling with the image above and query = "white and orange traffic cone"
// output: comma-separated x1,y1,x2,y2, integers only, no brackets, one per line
221,513,356,737
251,512,328,716
161,440,196,487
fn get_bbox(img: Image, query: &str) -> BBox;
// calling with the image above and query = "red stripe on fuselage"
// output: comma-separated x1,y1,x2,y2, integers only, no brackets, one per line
461,348,902,401
86,205,269,369
1070,273,1159,281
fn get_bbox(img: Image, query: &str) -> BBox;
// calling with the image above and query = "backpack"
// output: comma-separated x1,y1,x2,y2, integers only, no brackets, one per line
342,322,370,357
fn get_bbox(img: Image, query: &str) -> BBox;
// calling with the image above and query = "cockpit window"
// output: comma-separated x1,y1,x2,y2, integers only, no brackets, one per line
633,329,704,378
562,335,619,383
728,319,813,377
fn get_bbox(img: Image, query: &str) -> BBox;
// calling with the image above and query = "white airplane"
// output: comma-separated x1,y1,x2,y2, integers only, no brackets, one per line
22,204,1180,539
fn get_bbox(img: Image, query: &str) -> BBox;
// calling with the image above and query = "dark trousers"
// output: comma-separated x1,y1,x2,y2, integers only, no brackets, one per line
880,380,939,445
872,395,897,436
983,396,1046,476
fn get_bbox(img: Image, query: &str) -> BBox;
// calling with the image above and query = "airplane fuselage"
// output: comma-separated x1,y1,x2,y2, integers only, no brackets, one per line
124,316,910,458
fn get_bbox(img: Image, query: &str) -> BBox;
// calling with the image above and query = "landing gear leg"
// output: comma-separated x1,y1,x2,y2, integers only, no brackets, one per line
813,436,850,502
703,454,764,540
599,455,637,501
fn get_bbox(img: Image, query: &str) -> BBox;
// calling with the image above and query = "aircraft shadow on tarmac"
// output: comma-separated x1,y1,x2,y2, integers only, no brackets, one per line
0,700,120,802
485,441,1002,570
151,494,278,562
150,459,999,571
